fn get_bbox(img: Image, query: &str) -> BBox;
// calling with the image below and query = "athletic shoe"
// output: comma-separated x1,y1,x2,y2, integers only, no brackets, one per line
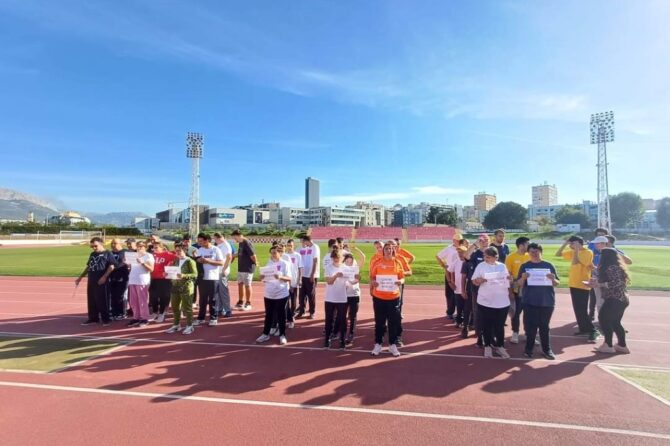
126,319,140,327
149,313,158,321
543,350,556,360
279,335,288,345
192,319,204,326
460,328,468,339
156,313,165,323
614,344,631,354
307,313,315,319
345,334,354,345
287,322,295,329
165,325,181,334
208,319,218,327
101,321,111,327
81,319,97,326
243,302,252,311
222,311,233,318
235,301,244,309
395,338,404,348
269,327,278,336
114,315,126,321
535,338,541,346
324,340,331,349
595,343,616,354
495,347,510,359
511,332,519,344
523,351,533,358
484,346,494,358
182,325,194,335
371,343,383,356
573,331,589,337
587,330,600,343
389,344,401,357
138,320,148,327
256,334,271,343
339,342,346,350
446,314,454,320
294,312,304,319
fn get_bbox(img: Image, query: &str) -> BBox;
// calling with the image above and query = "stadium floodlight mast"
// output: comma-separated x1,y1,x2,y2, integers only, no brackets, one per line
186,132,204,238
590,111,615,233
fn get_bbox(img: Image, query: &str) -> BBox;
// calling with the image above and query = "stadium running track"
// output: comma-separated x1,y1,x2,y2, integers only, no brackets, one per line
0,276,668,445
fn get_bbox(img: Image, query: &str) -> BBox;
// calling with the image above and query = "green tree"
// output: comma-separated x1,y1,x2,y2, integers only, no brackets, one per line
426,207,457,226
482,202,527,230
555,206,591,228
656,197,670,229
610,192,644,228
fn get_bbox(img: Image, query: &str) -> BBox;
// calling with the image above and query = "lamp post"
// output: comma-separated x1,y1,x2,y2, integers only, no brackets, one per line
590,111,614,232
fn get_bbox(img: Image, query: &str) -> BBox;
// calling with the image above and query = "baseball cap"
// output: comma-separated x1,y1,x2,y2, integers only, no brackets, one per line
592,236,609,244
452,233,463,241
125,238,136,243
457,245,468,252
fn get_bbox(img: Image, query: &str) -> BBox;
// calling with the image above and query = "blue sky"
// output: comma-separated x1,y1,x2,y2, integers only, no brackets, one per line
0,0,668,213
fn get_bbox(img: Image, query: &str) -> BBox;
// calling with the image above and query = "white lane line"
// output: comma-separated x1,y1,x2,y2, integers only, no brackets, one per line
599,365,670,407
1,330,668,372
0,380,667,440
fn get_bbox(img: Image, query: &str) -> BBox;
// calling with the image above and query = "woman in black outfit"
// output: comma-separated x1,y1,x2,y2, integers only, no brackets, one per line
590,248,630,354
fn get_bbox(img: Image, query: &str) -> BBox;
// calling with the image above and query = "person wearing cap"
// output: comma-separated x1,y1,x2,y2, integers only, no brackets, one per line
490,229,510,264
505,236,530,344
447,245,468,330
587,228,609,320
436,232,464,321
556,235,599,343
464,233,490,347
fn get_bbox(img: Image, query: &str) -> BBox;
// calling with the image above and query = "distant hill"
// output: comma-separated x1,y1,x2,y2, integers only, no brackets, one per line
83,212,150,227
0,188,59,221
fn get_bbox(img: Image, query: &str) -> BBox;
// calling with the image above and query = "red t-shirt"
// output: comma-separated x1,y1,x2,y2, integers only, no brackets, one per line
151,251,177,279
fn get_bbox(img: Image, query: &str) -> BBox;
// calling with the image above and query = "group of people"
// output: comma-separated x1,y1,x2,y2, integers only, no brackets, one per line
436,227,632,359
77,227,632,359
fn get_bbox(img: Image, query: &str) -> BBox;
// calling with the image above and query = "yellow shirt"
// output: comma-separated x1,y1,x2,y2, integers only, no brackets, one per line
562,248,594,289
505,251,530,279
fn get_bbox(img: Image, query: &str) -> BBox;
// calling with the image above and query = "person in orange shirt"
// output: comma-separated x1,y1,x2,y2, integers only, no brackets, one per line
369,242,405,357
388,239,412,346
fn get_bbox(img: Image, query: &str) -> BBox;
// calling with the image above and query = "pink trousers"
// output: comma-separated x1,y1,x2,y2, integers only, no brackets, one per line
128,285,150,321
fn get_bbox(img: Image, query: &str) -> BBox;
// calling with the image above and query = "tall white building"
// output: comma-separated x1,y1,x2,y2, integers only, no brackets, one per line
532,183,558,206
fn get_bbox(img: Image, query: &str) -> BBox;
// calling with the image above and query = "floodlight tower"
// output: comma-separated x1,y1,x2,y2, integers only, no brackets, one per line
186,132,204,238
590,111,614,233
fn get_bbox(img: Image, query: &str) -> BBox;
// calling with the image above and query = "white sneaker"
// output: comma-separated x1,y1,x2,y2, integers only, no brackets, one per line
182,325,194,335
165,325,181,334
389,344,401,357
614,344,630,354
256,334,271,343
149,313,158,321
595,343,616,354
279,335,287,345
495,347,511,359
208,319,218,326
192,319,204,326
484,346,493,358
287,322,295,329
269,327,278,336
535,338,541,346
243,303,252,311
371,343,383,356
511,332,519,344
156,313,166,323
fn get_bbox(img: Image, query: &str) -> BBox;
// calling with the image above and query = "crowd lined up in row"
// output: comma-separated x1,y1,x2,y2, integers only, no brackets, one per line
77,227,632,358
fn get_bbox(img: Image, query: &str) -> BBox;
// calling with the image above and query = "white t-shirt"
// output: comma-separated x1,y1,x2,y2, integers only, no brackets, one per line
323,253,333,272
263,259,291,299
437,245,458,268
472,261,510,309
128,253,154,286
196,246,224,281
325,264,348,303
299,244,321,279
448,257,465,295
283,252,302,288
216,240,233,276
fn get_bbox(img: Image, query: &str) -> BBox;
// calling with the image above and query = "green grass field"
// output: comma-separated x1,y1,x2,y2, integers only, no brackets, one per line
0,335,125,372
0,243,668,290
610,368,670,402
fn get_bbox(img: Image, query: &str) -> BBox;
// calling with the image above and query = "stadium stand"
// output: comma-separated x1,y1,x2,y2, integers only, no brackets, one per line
406,226,457,242
354,227,403,242
309,226,354,241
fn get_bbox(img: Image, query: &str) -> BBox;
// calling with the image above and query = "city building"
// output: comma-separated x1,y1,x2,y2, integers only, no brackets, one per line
474,192,496,212
463,206,479,222
48,211,91,226
385,208,397,227
346,201,385,227
642,199,658,211
580,200,599,224
305,177,320,208
528,204,565,221
206,208,247,227
532,183,558,206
